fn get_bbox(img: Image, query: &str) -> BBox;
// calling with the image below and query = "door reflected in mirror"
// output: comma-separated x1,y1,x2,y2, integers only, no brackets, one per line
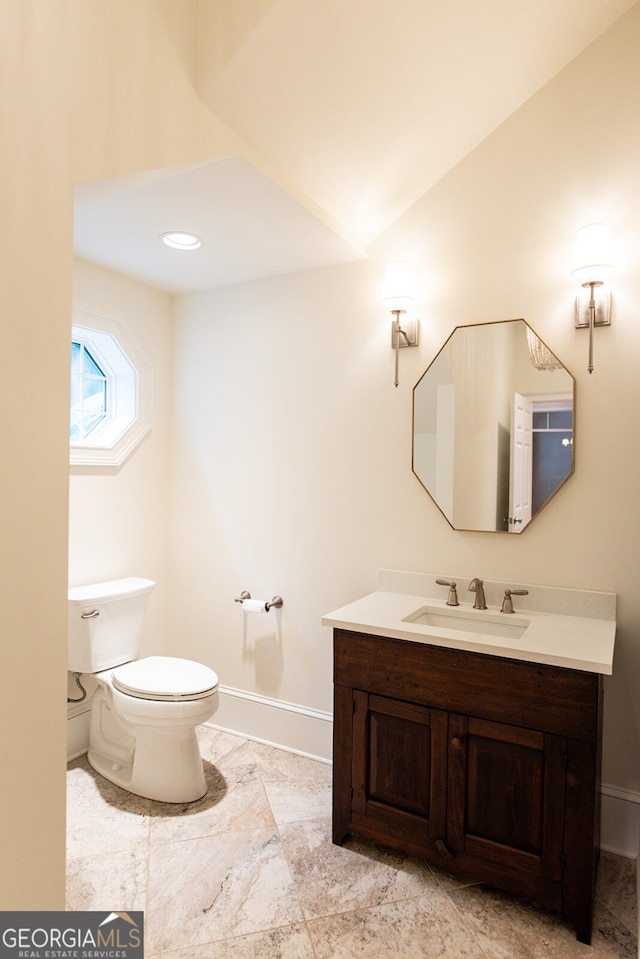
412,319,575,533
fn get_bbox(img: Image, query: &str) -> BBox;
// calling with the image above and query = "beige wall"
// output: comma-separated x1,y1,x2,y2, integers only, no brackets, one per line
372,6,640,794
0,0,246,910
5,0,640,911
168,6,640,803
69,260,172,660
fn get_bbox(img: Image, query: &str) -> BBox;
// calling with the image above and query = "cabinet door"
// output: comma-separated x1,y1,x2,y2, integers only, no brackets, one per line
447,714,565,882
350,690,448,855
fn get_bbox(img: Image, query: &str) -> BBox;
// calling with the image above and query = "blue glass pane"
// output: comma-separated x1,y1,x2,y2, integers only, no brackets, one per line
70,372,82,407
71,341,82,372
70,410,82,441
549,410,572,429
532,411,547,430
532,433,573,513
83,376,106,409
83,412,106,437
83,347,105,378
70,340,108,441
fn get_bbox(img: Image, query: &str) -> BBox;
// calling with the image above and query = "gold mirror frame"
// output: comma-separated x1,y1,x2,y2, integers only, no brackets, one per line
412,319,575,533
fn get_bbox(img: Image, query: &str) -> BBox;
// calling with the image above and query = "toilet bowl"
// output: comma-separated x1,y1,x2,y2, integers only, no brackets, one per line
69,578,219,803
89,656,219,802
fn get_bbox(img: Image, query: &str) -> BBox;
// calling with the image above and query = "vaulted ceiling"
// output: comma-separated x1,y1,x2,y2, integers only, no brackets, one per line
74,0,637,292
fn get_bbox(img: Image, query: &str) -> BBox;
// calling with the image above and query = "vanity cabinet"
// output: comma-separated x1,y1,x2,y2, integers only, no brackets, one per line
332,629,602,944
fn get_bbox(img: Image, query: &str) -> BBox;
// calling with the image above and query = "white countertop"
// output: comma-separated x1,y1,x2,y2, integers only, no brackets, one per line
322,589,616,675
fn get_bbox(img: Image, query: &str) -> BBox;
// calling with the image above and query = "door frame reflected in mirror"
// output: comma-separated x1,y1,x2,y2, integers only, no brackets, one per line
412,319,575,533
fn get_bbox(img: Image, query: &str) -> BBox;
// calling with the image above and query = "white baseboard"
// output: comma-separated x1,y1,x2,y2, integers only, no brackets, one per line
67,706,91,761
65,693,640,860
66,685,333,764
207,685,333,763
601,783,640,859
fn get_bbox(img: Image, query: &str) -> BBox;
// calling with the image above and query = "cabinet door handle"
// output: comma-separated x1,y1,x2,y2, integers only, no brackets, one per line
435,838,454,860
450,737,463,749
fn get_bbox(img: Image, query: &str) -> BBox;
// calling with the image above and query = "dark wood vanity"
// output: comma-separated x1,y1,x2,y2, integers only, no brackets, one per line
332,628,602,944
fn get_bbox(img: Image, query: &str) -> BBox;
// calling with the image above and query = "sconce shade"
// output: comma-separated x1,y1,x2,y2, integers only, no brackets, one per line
571,223,614,283
382,261,414,311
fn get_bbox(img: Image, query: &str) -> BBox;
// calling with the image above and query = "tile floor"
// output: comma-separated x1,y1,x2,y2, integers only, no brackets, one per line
66,726,637,958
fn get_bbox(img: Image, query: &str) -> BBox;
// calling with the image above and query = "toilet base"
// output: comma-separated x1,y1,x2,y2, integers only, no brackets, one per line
88,683,216,803
88,723,207,803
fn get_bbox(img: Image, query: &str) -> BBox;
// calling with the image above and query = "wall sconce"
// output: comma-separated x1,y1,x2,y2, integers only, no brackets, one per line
571,223,614,374
382,261,420,387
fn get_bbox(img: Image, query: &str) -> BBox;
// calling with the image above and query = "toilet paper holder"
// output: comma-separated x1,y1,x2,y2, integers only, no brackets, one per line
234,590,284,610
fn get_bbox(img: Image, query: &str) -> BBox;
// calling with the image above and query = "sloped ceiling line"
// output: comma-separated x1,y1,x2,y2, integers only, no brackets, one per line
73,0,636,292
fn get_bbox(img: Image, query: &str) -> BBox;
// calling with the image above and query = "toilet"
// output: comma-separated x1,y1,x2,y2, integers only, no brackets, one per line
68,577,219,803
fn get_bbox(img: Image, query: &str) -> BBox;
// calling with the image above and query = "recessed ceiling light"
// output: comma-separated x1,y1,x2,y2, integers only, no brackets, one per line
160,231,203,251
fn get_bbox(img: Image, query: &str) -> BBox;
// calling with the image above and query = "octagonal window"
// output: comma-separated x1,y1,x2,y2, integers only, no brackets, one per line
70,307,151,467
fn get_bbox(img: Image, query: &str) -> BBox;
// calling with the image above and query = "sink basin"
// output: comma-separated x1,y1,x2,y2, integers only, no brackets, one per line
403,605,530,640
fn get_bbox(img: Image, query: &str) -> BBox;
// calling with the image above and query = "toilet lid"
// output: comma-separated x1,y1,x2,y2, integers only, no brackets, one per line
112,656,219,701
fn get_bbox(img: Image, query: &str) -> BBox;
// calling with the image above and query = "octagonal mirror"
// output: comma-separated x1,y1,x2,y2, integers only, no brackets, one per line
412,319,575,533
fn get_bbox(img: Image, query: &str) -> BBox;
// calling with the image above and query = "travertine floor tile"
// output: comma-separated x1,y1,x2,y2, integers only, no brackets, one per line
66,728,637,958
250,741,333,783
596,850,638,936
197,728,261,772
66,757,150,859
307,896,488,959
145,828,303,954
448,880,637,959
149,763,274,845
66,846,148,913
279,816,438,920
262,776,332,825
146,923,315,959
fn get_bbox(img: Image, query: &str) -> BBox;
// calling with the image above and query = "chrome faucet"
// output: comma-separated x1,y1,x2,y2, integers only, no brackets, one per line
468,578,487,610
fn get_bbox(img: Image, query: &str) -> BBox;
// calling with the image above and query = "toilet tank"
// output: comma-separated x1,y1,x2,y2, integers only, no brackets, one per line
68,577,156,673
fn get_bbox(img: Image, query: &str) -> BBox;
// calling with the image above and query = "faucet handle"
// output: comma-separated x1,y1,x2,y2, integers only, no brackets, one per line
501,588,529,614
436,579,459,606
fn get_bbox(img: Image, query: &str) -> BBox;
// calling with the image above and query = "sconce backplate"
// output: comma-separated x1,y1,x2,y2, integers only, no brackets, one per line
391,316,420,347
574,290,611,328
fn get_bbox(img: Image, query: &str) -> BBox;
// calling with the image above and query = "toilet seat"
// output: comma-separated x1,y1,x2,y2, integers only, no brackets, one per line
112,656,219,702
